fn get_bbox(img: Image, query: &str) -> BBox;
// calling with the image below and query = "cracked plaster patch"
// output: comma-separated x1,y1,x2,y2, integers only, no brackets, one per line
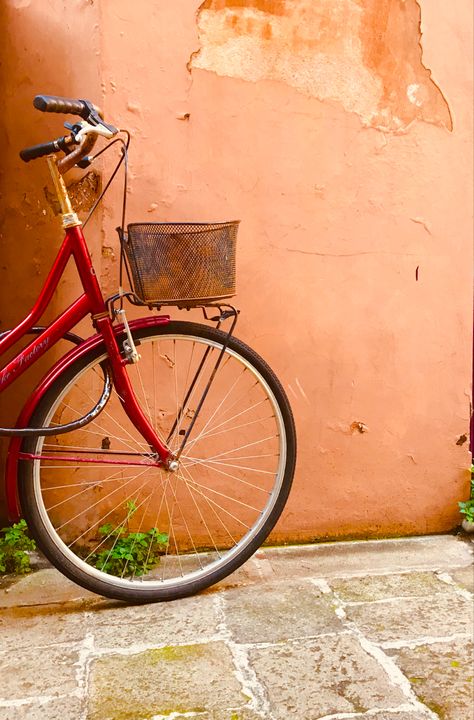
192,0,452,132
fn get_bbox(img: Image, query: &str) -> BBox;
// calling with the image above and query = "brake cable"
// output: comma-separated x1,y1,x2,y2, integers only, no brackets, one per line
82,131,130,229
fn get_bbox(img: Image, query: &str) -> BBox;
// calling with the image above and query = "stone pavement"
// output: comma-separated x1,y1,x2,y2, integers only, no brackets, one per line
0,535,472,720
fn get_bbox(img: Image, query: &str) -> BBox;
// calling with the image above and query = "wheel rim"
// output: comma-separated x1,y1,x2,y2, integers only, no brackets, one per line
29,330,288,593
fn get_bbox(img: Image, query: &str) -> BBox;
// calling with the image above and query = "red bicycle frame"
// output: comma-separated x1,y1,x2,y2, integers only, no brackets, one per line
1,223,171,518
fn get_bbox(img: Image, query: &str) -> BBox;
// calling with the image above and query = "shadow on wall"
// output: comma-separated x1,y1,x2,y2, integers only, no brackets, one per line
193,0,452,132
0,0,101,522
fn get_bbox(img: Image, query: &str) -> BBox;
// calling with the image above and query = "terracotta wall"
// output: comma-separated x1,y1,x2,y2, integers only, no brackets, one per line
0,0,472,538
0,0,102,520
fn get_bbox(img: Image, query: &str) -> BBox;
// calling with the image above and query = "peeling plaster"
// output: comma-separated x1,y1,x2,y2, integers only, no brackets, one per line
351,421,369,434
43,171,101,216
192,0,452,132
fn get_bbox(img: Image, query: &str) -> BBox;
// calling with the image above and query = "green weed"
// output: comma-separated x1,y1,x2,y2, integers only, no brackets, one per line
458,465,474,523
89,501,168,577
0,519,36,575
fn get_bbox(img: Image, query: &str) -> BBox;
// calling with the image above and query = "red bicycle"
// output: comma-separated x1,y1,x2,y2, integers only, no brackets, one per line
1,95,296,602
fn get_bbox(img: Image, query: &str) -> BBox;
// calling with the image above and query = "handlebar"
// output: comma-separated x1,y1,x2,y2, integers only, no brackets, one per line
58,132,97,174
33,94,91,119
19,135,72,163
19,94,118,174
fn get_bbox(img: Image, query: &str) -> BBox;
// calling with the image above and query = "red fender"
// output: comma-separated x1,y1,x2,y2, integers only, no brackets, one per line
5,314,170,520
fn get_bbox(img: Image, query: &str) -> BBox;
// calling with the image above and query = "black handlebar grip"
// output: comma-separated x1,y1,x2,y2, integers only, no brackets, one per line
33,95,89,119
20,138,66,162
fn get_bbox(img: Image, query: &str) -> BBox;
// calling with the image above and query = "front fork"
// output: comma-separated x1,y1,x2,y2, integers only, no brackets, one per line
94,313,173,467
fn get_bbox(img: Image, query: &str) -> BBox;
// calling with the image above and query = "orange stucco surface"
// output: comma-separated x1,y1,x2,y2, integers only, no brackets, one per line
0,0,472,538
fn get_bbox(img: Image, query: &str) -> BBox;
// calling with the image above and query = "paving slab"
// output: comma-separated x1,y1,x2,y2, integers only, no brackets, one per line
248,635,408,719
222,579,343,643
387,639,474,720
0,604,87,652
345,593,473,644
0,567,96,609
0,645,80,700
87,642,248,720
329,571,455,602
204,554,279,593
0,696,83,720
85,592,220,650
449,564,474,593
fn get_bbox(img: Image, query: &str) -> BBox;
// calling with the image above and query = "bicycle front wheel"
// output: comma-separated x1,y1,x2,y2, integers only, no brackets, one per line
19,321,296,602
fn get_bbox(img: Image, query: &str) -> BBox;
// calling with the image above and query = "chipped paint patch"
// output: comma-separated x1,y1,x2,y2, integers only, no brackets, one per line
192,0,452,132
407,83,423,107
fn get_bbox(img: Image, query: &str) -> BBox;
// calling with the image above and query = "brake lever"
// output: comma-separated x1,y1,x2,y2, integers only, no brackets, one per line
80,100,119,134
74,121,117,144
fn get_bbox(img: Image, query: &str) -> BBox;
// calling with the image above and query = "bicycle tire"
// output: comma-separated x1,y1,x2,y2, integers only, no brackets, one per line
19,321,296,602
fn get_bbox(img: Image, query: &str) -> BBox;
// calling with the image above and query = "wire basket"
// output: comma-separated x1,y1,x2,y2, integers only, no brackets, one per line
123,221,239,307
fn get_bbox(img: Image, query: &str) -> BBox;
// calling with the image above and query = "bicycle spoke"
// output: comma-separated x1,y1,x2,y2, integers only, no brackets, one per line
157,472,205,575
41,467,126,491
50,465,153,532
178,462,237,548
162,483,183,579
183,395,268,452
183,433,278,462
44,468,138,512
67,471,158,550
68,374,151,452
48,425,148,450
181,366,250,452
175,469,260,516
183,457,274,474
180,457,272,495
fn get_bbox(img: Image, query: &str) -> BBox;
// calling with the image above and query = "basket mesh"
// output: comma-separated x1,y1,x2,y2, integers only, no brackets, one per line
124,221,239,306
